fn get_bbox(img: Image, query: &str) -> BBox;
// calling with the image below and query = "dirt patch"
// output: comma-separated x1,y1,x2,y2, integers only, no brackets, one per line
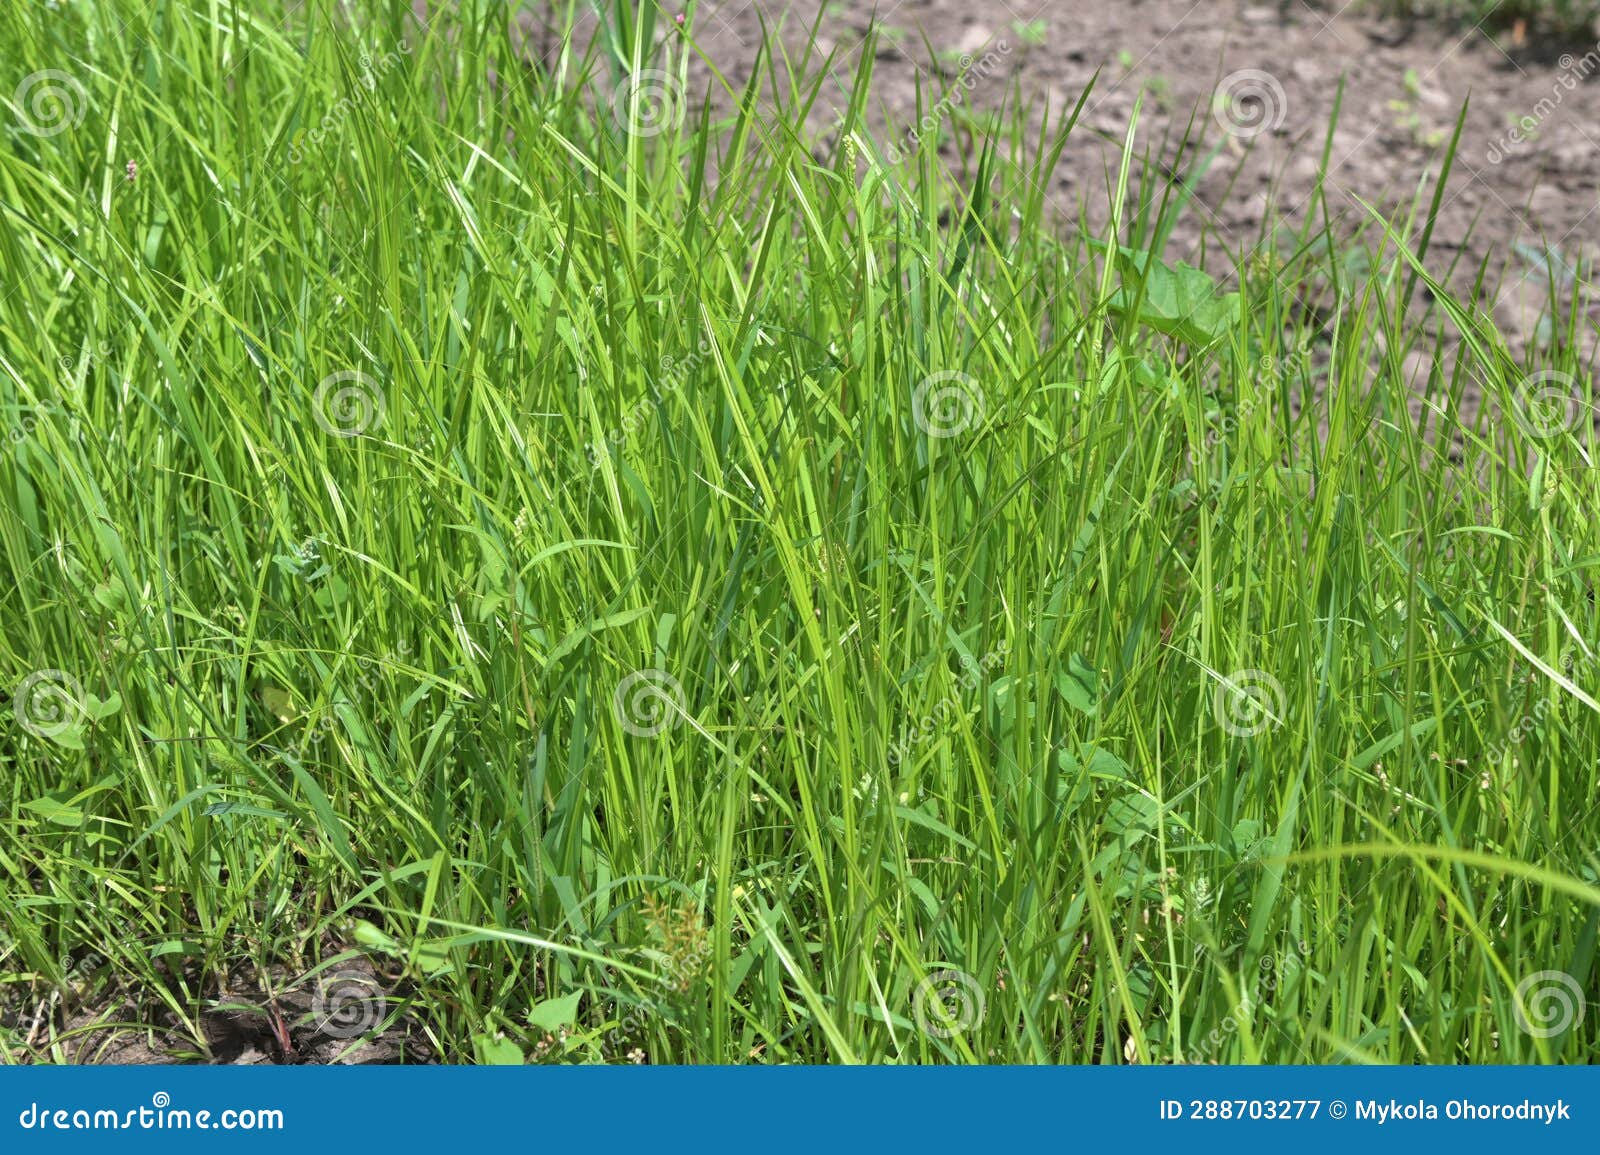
534,0,1600,343
3,951,434,1065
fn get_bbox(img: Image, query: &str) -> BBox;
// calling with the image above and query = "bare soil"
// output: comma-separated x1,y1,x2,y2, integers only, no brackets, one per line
3,952,432,1065
605,0,1600,343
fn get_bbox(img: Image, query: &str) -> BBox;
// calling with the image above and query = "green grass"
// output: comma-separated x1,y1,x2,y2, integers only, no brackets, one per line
2,0,1598,1064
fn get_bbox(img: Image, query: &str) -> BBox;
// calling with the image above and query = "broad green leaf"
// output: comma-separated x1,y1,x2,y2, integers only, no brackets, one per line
1056,653,1100,716
1110,250,1240,346
527,990,583,1032
353,920,404,956
472,1033,526,1065
22,797,84,827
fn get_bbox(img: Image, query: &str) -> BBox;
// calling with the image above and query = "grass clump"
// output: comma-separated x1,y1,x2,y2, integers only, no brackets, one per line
1,0,1598,1064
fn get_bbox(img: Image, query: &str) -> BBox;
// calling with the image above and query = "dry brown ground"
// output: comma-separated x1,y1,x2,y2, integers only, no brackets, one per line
517,0,1600,345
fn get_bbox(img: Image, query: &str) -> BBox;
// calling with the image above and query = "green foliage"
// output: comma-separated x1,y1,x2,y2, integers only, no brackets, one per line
0,0,1597,1065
